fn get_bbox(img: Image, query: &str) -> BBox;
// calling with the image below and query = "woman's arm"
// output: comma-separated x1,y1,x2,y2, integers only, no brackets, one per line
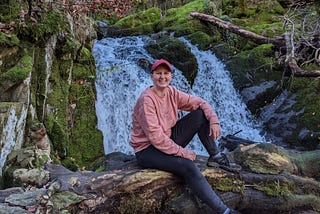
137,96,195,160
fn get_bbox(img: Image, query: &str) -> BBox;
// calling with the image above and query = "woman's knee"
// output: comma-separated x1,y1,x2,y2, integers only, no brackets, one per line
193,108,205,118
178,159,203,178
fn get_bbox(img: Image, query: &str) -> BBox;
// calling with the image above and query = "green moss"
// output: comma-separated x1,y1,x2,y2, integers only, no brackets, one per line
0,32,20,47
248,22,284,37
17,11,67,43
208,176,245,193
0,1,23,23
185,31,213,50
157,0,207,35
115,7,161,28
77,47,92,62
226,43,279,88
61,157,79,172
289,150,320,180
0,54,32,83
56,37,78,58
49,121,68,159
255,180,292,197
72,63,94,81
35,153,51,168
290,77,320,127
288,77,320,149
68,83,104,168
116,193,150,214
219,0,285,38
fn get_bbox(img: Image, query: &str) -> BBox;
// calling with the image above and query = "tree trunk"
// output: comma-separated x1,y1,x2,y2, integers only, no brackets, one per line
189,12,286,47
42,146,320,214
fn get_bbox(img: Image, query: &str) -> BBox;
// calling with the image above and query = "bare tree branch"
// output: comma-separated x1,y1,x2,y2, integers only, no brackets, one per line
189,12,286,47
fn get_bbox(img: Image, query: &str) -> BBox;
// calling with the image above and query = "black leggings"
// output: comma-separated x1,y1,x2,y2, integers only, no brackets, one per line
135,109,227,213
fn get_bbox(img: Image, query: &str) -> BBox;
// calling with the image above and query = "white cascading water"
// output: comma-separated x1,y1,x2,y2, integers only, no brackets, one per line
42,36,57,120
0,105,28,176
94,36,266,156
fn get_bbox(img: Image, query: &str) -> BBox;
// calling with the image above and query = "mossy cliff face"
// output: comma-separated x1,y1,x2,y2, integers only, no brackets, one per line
108,0,320,149
29,28,104,169
0,1,103,171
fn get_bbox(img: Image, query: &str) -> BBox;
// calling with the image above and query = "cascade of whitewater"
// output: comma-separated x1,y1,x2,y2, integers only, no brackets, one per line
42,36,57,120
0,105,28,176
94,36,266,156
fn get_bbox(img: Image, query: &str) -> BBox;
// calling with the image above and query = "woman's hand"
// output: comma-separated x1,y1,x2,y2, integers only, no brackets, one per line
209,123,221,142
183,149,196,161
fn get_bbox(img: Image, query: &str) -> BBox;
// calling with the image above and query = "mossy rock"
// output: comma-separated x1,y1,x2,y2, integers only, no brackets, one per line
55,35,78,59
255,180,292,197
113,7,161,36
234,143,297,174
146,36,198,85
67,83,104,168
49,121,68,160
115,7,161,28
0,54,32,85
225,43,284,113
72,63,95,81
155,0,207,35
226,43,278,87
0,32,20,47
285,77,320,149
1,147,51,188
17,11,67,44
184,31,214,50
221,0,285,18
289,150,320,181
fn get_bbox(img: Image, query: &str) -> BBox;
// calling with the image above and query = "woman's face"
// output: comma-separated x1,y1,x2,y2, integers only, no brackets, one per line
151,65,172,90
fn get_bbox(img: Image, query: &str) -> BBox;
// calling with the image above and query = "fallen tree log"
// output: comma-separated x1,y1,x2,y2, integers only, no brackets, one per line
1,142,320,213
42,149,320,214
189,12,286,47
189,12,320,78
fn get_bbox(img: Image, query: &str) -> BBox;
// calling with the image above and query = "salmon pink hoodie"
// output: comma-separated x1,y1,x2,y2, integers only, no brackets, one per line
130,86,219,158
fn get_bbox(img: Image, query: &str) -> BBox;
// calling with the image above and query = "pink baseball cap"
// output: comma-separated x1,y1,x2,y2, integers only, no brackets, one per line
151,59,172,72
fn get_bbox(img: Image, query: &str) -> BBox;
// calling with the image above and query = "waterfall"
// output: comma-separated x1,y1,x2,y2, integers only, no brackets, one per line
0,62,31,176
0,104,28,176
94,36,266,156
42,36,57,120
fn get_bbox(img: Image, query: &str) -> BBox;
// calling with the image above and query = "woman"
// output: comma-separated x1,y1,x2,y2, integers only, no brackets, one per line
130,59,237,214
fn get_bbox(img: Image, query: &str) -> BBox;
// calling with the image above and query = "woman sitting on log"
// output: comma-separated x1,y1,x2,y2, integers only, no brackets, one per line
130,59,239,214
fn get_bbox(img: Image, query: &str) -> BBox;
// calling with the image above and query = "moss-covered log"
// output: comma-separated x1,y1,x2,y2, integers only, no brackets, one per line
1,142,319,213
41,149,320,214
189,12,286,47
